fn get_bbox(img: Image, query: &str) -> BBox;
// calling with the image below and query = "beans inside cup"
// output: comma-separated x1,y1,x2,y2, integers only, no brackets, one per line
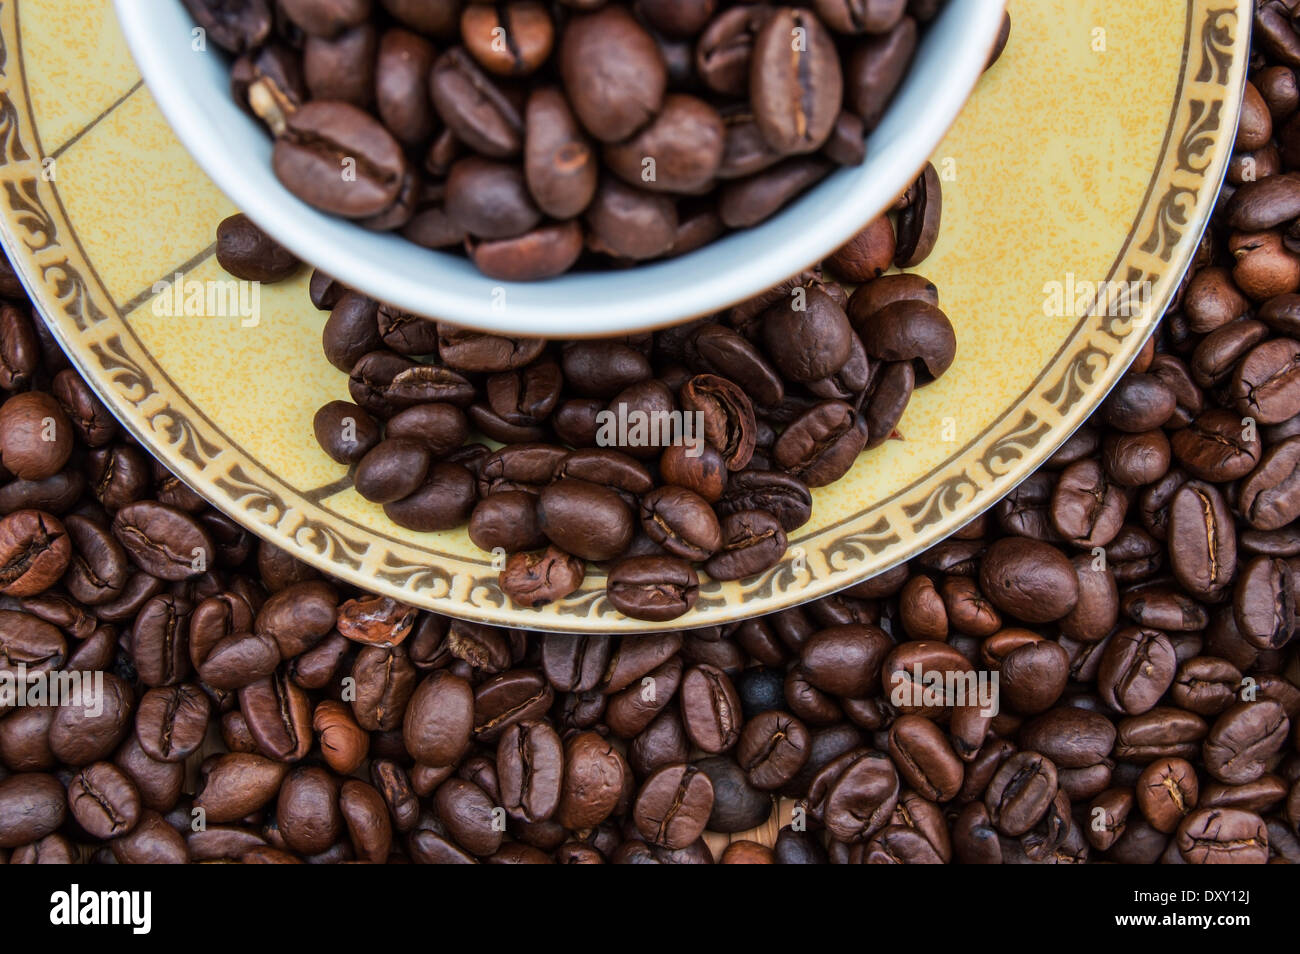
183,0,958,279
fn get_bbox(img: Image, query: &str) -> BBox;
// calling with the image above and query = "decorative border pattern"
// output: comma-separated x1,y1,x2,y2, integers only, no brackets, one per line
0,1,1250,632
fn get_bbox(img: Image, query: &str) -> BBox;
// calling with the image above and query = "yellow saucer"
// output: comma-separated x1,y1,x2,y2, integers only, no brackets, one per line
0,0,1249,632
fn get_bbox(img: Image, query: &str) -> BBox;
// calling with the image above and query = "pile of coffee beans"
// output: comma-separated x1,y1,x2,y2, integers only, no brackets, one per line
1,202,1300,860
267,172,953,620
183,0,959,278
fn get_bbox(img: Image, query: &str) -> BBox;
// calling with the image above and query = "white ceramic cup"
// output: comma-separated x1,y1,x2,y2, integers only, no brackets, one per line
115,0,1006,337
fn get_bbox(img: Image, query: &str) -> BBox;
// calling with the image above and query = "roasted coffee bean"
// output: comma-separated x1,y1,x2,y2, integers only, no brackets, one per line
855,298,955,383
496,720,563,824
1136,757,1199,833
384,462,477,531
887,715,962,801
323,295,383,373
135,684,210,762
1234,555,1296,649
0,391,73,480
1000,640,1070,715
607,555,699,621
557,731,628,830
1168,480,1237,601
430,50,522,156
560,6,666,143
0,510,71,597
1171,409,1261,481
313,699,369,774
1051,460,1128,547
718,156,833,228
822,749,899,842
351,644,417,731
894,163,942,267
605,94,725,193
404,670,474,767
734,710,809,791
750,8,842,155
538,479,635,562
446,157,542,240
522,86,598,219
717,470,812,532
51,369,116,448
691,755,769,834
256,581,338,658
373,27,437,147
67,761,141,840
500,547,586,607
984,751,1057,837
704,509,787,581
112,502,213,582
633,763,713,849
49,673,133,766
469,492,546,554
215,213,299,282
845,15,917,129
773,400,868,487
679,664,742,753
1203,699,1289,785
313,401,382,465
979,538,1078,623
696,5,771,96
1098,627,1178,715
640,486,722,560
274,102,409,218
239,672,312,762
1176,807,1268,863
0,773,67,847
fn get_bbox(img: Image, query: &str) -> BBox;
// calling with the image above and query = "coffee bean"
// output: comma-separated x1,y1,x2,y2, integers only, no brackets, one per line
538,479,635,561
215,213,299,282
67,761,141,840
560,6,666,142
500,546,586,607
136,684,210,762
1168,480,1237,600
0,391,73,480
633,763,713,849
751,8,842,155
497,720,563,823
0,773,67,847
1176,807,1269,863
845,15,917,129
0,510,70,597
274,101,409,218
895,163,942,267
979,538,1079,623
640,485,721,560
984,751,1057,837
404,670,474,767
605,94,725,193
607,555,699,621
384,462,477,531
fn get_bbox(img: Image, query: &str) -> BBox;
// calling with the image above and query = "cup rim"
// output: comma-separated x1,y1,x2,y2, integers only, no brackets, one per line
115,0,1008,337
